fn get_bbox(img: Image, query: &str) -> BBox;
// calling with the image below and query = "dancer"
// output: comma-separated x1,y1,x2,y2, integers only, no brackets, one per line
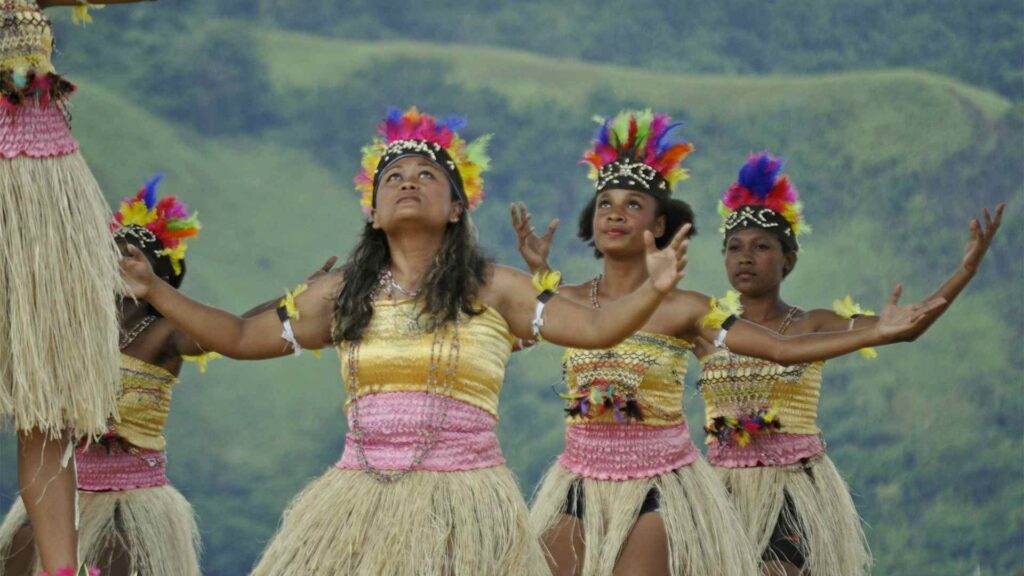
695,152,1004,576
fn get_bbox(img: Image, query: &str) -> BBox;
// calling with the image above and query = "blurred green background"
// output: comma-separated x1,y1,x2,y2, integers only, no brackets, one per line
1,2,1021,574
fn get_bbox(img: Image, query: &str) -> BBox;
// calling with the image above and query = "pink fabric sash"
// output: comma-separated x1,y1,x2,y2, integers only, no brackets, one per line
707,432,825,468
0,102,77,159
558,422,700,480
336,392,505,472
76,442,168,492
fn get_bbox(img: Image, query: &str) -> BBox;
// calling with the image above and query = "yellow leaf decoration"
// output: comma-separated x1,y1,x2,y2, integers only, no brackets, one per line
703,290,743,329
279,283,308,321
531,269,562,293
182,352,222,374
832,295,877,359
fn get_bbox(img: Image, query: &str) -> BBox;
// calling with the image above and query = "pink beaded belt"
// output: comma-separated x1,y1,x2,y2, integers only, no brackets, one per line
559,422,700,480
707,432,825,468
336,392,505,473
76,442,168,492
0,101,78,159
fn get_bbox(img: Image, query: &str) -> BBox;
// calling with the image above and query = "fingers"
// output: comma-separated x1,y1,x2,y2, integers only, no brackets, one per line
542,219,560,242
643,229,657,253
671,224,691,253
321,256,338,273
888,283,903,306
509,202,520,228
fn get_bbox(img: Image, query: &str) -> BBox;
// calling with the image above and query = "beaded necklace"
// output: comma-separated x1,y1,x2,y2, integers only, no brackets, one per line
343,270,461,483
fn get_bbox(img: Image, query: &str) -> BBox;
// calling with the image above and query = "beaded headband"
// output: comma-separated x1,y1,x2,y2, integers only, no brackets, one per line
354,107,491,215
582,109,694,196
718,152,806,251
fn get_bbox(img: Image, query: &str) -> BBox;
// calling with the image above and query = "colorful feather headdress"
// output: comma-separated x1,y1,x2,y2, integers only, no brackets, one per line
111,174,200,277
718,152,807,251
582,109,694,196
354,106,491,215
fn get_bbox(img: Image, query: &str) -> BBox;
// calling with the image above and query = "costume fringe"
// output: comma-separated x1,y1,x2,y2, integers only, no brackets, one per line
530,459,758,576
717,454,871,576
0,485,200,576
252,466,550,576
0,152,123,437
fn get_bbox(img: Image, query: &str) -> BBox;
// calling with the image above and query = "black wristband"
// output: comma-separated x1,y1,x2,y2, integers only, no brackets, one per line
721,314,738,330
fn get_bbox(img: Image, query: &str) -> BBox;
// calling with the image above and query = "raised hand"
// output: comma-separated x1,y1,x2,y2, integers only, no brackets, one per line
644,224,691,294
119,244,158,299
961,204,1004,275
510,202,559,273
305,256,339,285
874,284,947,343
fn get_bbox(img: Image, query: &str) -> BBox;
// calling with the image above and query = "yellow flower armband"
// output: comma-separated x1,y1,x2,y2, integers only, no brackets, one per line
531,268,562,294
703,291,743,349
277,283,309,356
833,295,877,359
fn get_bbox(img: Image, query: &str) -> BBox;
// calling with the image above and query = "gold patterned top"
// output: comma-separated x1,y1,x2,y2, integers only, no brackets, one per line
111,353,177,451
1,1,55,75
338,300,514,419
562,332,692,426
699,350,823,435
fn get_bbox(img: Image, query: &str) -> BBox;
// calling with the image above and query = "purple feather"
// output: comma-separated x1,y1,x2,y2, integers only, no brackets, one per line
738,153,784,199
142,173,163,210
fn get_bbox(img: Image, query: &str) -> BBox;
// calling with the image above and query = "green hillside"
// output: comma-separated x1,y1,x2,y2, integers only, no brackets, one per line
1,24,1020,576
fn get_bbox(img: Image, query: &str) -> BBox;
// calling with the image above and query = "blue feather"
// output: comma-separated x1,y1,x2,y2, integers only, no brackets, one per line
439,116,467,132
385,106,403,124
142,173,163,210
738,153,783,198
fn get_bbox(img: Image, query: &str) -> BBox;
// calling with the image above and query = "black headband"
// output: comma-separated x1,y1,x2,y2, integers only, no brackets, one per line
371,139,466,209
595,158,670,198
723,205,799,251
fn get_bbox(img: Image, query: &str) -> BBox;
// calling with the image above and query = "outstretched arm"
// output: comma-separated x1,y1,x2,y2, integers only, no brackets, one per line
693,285,946,366
122,245,338,360
816,204,1004,340
489,226,690,349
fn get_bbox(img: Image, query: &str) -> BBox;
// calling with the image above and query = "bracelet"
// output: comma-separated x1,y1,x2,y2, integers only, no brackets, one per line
712,314,738,348
531,289,556,341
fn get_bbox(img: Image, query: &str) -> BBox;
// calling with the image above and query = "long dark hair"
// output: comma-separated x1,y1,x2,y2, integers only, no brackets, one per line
332,218,492,343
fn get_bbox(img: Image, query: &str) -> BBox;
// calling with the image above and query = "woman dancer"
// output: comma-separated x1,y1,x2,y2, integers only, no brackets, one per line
695,153,1003,575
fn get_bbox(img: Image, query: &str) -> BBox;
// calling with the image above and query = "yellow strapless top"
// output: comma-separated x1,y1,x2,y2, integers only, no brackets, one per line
699,350,823,435
1,1,56,75
338,301,514,419
111,354,176,451
562,332,692,426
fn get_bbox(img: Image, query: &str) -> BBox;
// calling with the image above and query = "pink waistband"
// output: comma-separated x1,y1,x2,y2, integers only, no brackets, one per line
0,103,78,159
336,392,505,473
707,432,825,468
75,442,168,492
558,422,700,480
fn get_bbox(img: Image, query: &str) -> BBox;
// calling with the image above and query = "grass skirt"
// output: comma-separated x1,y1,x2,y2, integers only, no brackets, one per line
529,458,758,576
251,466,550,576
0,485,201,576
0,152,122,437
716,453,871,575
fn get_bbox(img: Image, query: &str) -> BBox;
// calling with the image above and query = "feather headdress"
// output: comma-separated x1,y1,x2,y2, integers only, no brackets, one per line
718,152,807,250
111,174,200,277
582,109,694,195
